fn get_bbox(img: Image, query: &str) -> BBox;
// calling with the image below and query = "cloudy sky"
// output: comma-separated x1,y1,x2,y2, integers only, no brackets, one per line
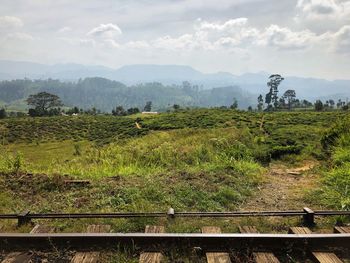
0,0,349,79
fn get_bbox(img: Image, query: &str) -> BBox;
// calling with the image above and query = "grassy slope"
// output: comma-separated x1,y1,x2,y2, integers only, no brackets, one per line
309,116,350,210
0,109,347,235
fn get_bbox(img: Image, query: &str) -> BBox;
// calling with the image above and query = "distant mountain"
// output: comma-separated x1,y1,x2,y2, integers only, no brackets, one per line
0,60,349,101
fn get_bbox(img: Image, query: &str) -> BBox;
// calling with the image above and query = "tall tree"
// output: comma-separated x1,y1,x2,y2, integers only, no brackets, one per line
112,106,126,116
230,98,238,109
315,100,324,111
337,99,343,109
283,90,296,111
0,108,6,119
127,107,140,115
173,104,180,111
143,101,152,112
257,94,264,111
266,74,284,110
26,92,63,115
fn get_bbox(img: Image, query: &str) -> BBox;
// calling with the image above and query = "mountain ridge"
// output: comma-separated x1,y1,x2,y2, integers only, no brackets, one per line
0,60,349,100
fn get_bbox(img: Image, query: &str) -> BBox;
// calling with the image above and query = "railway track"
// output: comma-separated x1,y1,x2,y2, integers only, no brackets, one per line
1,225,349,262
1,207,350,227
0,208,349,262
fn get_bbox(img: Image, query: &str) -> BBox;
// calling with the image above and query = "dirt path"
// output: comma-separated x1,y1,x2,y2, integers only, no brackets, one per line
241,161,320,211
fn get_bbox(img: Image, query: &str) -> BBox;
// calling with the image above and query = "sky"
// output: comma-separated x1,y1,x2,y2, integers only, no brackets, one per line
0,0,349,80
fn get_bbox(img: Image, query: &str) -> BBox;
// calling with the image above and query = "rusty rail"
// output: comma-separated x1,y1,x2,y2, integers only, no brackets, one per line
0,208,349,227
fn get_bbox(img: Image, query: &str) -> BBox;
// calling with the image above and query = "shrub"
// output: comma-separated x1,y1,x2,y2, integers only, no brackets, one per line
270,145,302,159
321,117,350,150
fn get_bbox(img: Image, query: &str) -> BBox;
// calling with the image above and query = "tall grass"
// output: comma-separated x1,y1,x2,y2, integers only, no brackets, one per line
42,127,263,178
0,127,265,214
316,117,350,209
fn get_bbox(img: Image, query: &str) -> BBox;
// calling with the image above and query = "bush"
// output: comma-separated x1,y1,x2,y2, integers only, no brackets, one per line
0,108,6,119
0,150,24,173
321,117,350,150
270,145,302,159
252,147,271,164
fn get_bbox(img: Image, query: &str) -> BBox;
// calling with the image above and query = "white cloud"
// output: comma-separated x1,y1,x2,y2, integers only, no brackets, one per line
57,17,345,54
58,26,72,33
259,25,317,49
0,16,23,29
330,25,350,53
153,34,197,51
5,32,34,41
87,23,122,39
59,37,95,47
124,41,150,49
148,18,320,51
104,39,121,48
79,38,95,47
198,18,248,32
295,0,350,22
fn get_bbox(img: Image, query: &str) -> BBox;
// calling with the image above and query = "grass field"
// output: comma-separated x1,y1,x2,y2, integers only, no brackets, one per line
0,109,349,236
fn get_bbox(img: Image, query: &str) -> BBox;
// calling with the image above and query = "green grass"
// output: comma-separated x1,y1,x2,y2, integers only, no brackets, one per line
308,115,350,211
0,126,264,220
0,109,347,235
0,115,147,144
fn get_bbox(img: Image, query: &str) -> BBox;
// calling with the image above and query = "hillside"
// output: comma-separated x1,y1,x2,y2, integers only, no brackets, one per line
0,78,255,111
1,109,349,262
1,109,347,215
0,60,350,101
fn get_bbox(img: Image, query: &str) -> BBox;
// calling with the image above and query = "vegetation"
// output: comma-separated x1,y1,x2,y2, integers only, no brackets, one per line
315,100,324,111
0,108,6,119
26,91,63,116
0,78,255,111
143,101,152,112
0,111,271,233
265,74,284,110
283,90,296,111
0,115,147,144
0,108,349,239
312,116,350,210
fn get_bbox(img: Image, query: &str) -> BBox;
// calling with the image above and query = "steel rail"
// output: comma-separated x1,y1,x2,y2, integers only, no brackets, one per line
0,210,349,220
1,233,349,251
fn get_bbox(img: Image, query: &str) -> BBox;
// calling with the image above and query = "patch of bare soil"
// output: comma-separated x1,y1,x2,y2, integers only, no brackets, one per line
241,160,320,211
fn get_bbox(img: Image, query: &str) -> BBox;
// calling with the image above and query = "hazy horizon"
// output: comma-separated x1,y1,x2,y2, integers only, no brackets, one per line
1,59,349,82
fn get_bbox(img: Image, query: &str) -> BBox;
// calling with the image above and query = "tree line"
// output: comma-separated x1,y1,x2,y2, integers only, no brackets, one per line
1,75,349,119
256,74,350,112
0,78,253,112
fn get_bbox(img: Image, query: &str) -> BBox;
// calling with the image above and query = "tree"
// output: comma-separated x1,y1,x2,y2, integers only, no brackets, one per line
0,108,6,119
337,99,343,109
266,74,284,110
127,107,140,115
325,100,330,109
73,106,79,114
283,90,296,111
329,99,335,109
112,106,126,116
144,101,152,112
26,92,63,116
315,100,324,111
265,92,272,109
301,99,312,108
230,98,238,109
173,104,180,111
66,106,80,115
257,95,264,111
